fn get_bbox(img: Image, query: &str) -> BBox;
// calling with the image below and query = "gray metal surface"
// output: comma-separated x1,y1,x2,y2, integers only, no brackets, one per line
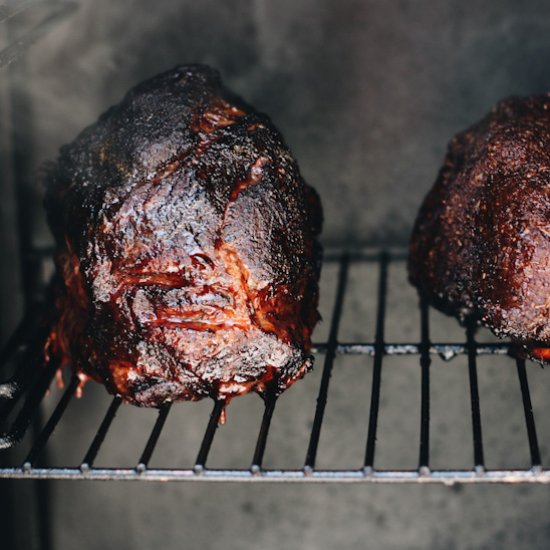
0,1,76,69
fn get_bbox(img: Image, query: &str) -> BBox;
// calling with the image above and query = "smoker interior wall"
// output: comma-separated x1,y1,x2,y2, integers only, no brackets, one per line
2,1,550,549
14,0,550,252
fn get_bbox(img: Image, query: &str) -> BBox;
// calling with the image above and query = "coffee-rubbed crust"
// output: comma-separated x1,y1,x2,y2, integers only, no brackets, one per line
409,95,550,362
45,64,322,406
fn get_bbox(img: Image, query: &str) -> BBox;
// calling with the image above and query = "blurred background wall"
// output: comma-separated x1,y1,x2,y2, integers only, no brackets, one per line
16,0,550,248
2,1,550,548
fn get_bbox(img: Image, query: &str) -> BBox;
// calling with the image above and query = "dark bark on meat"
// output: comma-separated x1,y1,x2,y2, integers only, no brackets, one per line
44,65,322,406
409,95,550,362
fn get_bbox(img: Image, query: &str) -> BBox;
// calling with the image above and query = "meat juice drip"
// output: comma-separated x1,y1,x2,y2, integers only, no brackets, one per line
524,345,550,362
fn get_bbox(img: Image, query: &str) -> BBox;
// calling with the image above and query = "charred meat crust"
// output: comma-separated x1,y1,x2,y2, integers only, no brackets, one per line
409,94,550,361
45,64,322,406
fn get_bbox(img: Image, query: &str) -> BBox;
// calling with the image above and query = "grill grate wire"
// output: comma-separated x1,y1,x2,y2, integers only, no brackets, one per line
0,250,548,483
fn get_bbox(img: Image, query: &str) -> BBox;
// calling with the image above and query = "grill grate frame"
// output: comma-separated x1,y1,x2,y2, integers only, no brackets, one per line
0,249,548,484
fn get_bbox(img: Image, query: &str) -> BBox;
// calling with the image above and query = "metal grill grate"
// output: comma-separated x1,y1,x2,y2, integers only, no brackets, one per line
0,250,548,483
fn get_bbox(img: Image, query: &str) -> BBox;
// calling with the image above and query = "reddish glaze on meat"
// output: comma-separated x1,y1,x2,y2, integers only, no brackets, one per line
409,95,550,361
45,65,322,406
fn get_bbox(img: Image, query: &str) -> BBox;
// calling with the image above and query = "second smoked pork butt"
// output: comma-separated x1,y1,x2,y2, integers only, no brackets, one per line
45,65,322,407
409,95,550,362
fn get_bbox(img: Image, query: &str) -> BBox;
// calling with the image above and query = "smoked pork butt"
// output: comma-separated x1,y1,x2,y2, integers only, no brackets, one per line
409,95,550,361
45,65,322,406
